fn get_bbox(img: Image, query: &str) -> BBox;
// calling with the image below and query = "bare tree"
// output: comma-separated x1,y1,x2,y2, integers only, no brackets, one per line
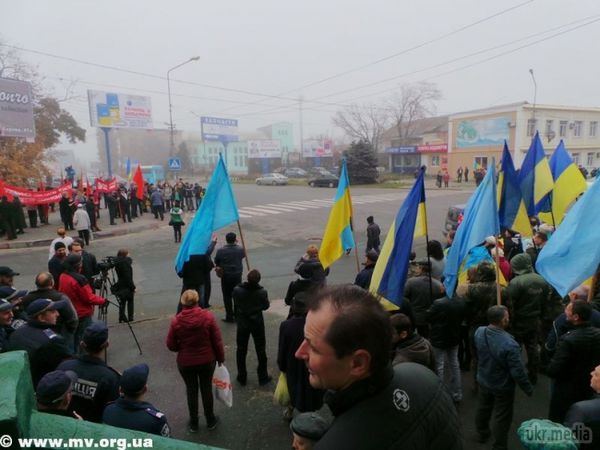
332,103,391,154
388,82,442,145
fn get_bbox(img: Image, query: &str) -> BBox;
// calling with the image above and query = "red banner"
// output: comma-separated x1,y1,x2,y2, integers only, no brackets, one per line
95,177,118,193
0,182,73,206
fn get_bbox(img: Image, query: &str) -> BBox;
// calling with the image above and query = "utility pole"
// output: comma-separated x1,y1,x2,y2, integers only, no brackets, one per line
298,95,304,163
529,68,537,133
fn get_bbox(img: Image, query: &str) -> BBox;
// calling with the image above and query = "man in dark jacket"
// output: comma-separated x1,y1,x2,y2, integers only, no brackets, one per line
57,322,120,422
525,231,547,269
547,299,600,423
427,295,466,403
365,216,381,253
474,305,533,450
9,298,73,387
0,299,14,353
59,192,74,230
403,258,444,338
177,238,216,311
103,364,170,436
232,269,271,386
21,272,78,348
69,239,99,287
48,242,67,288
507,253,549,384
214,232,246,323
390,313,436,372
284,264,319,319
564,364,600,450
113,248,136,323
295,285,461,450
354,250,378,290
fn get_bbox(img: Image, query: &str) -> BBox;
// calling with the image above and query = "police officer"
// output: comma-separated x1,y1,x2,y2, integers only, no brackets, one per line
36,370,81,419
103,363,171,437
57,322,120,423
9,298,73,387
0,298,15,353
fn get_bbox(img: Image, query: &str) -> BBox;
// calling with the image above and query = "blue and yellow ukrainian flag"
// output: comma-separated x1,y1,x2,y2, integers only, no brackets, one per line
519,132,554,216
319,160,355,269
498,142,531,237
369,168,427,310
538,140,587,226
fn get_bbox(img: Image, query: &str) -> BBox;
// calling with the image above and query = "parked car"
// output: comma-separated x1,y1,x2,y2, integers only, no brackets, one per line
444,204,465,235
308,174,339,188
308,167,333,177
255,173,288,185
283,167,308,178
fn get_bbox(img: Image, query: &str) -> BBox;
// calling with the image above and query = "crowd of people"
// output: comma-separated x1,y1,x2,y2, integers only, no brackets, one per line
2,205,600,449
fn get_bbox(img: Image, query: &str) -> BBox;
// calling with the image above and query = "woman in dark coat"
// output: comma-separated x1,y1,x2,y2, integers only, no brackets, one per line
166,290,224,432
277,296,324,419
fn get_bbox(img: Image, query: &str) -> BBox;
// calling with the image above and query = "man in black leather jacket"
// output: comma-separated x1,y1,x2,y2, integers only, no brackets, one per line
113,249,136,323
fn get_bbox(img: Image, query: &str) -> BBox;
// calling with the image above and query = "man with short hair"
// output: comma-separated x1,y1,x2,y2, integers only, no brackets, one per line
390,312,436,371
365,216,381,253
21,272,78,347
48,227,73,261
547,299,600,423
354,250,378,290
57,322,120,423
564,364,600,450
474,305,533,450
232,269,271,386
526,231,548,269
295,285,461,450
70,239,99,286
214,232,246,323
102,363,171,437
0,298,15,353
48,242,67,288
9,298,73,387
36,370,81,419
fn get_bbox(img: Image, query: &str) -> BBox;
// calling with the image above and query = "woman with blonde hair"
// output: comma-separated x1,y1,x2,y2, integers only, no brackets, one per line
166,289,224,432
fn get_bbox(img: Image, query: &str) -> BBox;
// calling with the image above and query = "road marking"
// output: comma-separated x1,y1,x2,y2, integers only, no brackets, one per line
238,208,268,216
241,206,282,215
258,204,301,212
266,203,307,211
282,201,323,209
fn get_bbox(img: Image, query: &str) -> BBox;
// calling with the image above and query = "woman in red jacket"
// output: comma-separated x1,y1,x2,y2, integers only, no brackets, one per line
166,289,225,432
58,254,106,352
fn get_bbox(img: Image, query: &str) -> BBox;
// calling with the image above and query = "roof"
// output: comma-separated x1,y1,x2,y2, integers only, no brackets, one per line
383,115,449,140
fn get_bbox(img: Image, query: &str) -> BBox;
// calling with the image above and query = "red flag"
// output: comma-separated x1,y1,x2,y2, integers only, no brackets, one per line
132,165,145,200
0,179,14,201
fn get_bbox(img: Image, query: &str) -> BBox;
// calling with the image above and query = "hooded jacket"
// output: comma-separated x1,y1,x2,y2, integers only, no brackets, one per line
166,305,225,367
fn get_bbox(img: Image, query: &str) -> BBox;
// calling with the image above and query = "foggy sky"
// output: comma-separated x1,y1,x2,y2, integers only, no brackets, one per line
1,0,599,167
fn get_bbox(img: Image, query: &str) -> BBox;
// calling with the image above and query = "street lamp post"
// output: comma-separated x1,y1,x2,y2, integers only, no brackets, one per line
167,56,200,157
529,68,537,132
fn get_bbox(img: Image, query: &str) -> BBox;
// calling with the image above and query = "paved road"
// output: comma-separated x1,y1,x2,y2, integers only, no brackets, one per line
1,185,549,449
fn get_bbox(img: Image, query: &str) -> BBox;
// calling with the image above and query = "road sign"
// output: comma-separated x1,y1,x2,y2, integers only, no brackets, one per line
168,158,182,171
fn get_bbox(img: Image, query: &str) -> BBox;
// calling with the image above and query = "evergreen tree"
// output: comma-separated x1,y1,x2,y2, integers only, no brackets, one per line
344,140,378,184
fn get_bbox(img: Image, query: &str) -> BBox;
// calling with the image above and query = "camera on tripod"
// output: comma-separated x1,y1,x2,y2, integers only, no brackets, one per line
98,256,117,272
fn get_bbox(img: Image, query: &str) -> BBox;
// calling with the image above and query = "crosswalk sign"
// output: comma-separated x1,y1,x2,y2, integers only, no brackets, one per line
168,158,182,171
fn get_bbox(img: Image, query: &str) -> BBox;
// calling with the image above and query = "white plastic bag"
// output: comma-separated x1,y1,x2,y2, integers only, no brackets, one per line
212,364,233,408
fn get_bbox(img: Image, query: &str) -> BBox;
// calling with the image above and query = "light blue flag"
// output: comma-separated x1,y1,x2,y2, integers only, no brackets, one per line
536,176,600,297
175,155,239,274
444,160,500,296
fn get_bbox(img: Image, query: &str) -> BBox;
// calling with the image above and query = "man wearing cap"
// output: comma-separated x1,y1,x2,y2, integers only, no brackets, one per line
48,242,68,288
57,322,120,423
290,412,329,450
0,298,15,353
214,232,246,323
36,370,81,419
58,254,106,351
8,298,73,386
73,204,91,246
507,253,549,385
21,272,78,348
354,250,378,290
103,363,171,437
403,257,445,338
365,216,381,253
0,266,20,290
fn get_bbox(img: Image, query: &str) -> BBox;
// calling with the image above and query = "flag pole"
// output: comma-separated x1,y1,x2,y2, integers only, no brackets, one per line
494,238,502,305
422,172,433,301
236,220,251,271
350,217,360,273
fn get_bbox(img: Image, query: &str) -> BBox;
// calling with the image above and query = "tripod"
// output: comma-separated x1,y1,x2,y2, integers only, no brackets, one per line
95,268,143,355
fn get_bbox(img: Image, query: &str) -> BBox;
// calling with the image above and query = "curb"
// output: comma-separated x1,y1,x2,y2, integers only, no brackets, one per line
0,222,163,250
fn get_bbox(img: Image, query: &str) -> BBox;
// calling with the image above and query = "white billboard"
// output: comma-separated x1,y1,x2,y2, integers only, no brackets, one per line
0,77,35,139
247,140,282,158
87,90,153,129
302,139,333,157
201,116,238,142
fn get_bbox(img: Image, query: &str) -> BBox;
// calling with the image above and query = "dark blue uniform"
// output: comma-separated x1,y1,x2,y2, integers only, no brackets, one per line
103,398,170,436
57,354,120,423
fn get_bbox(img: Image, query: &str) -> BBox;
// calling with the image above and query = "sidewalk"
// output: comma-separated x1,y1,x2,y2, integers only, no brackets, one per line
0,206,170,250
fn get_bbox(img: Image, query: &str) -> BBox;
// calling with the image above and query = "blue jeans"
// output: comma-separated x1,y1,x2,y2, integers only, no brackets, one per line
433,345,462,402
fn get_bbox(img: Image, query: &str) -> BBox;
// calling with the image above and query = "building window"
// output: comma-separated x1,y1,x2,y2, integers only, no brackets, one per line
574,121,583,137
474,156,488,169
244,156,248,166
527,119,537,137
590,121,598,137
572,153,580,165
559,121,568,137
587,153,594,167
431,156,440,166
234,155,239,166
545,120,554,135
